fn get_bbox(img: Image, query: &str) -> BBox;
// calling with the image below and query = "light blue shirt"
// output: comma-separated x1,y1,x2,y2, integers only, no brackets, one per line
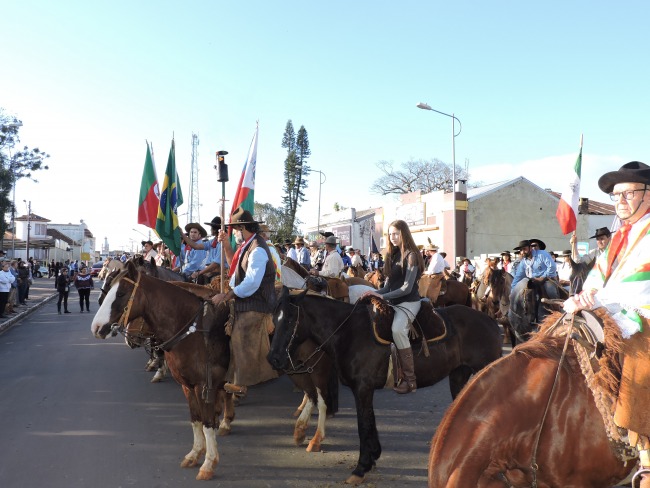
181,243,207,273
297,246,310,266
229,244,269,298
201,238,223,266
511,249,558,289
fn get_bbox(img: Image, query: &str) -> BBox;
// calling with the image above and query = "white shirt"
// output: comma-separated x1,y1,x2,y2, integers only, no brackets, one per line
320,250,344,278
143,249,158,262
287,247,298,262
350,254,363,267
426,252,445,274
459,263,476,281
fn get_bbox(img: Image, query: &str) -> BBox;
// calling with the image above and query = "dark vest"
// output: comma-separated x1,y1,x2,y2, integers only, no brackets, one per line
386,250,421,305
234,234,276,313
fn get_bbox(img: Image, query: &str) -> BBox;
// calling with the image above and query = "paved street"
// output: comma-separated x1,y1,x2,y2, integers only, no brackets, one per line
0,282,454,488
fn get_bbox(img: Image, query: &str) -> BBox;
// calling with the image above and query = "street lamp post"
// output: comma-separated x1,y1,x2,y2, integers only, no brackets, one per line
23,200,31,260
416,102,462,262
313,170,327,234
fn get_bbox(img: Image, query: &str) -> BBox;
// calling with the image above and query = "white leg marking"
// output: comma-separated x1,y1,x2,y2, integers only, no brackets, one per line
199,426,219,477
315,388,327,440
184,421,206,464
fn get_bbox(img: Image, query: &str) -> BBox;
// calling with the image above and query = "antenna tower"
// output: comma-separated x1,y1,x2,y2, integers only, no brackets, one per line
188,133,200,225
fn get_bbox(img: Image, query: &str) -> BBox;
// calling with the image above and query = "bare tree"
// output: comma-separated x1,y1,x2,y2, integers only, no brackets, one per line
370,159,472,195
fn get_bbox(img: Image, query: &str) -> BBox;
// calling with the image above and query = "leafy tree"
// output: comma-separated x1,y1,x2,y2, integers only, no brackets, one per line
370,158,472,195
281,120,310,236
253,202,298,243
0,110,50,239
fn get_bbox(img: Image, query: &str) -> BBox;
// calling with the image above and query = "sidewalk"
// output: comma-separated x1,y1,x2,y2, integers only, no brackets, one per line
0,277,58,335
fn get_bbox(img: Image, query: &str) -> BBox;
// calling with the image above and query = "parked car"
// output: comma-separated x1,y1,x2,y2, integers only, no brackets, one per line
90,262,104,277
33,265,49,278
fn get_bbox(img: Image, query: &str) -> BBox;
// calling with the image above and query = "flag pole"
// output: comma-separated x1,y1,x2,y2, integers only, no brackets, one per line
216,151,229,293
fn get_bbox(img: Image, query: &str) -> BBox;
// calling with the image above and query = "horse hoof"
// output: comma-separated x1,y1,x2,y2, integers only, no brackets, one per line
306,440,321,452
294,428,307,445
181,457,199,468
217,427,231,436
345,474,365,485
196,469,214,481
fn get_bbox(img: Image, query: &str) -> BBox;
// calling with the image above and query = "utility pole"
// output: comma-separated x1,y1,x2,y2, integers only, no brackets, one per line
188,133,200,225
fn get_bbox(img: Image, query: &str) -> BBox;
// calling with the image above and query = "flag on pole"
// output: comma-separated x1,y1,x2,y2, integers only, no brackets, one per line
556,135,583,235
229,124,258,248
155,139,184,256
137,142,160,230
230,123,258,217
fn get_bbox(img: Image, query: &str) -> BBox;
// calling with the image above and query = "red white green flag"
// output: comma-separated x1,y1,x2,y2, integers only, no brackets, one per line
230,123,258,218
556,135,583,235
137,142,160,229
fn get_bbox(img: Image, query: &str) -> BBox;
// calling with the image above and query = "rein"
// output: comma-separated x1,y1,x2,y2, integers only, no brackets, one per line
283,299,363,374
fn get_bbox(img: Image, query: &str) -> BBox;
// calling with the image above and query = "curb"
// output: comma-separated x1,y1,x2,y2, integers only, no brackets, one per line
0,293,58,336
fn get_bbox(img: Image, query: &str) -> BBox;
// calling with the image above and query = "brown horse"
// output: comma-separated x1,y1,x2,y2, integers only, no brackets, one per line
268,289,503,484
419,274,472,307
364,269,385,288
428,309,636,487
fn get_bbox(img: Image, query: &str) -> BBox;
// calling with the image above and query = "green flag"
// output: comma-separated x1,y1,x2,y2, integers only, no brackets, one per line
155,139,184,257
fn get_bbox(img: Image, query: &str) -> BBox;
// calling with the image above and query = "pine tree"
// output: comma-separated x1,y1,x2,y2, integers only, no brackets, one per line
281,121,311,236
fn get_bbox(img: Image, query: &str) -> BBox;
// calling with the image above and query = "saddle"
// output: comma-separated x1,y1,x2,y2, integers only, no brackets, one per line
366,298,450,353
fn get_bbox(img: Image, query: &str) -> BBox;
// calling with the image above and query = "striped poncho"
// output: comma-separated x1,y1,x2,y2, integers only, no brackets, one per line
583,212,650,338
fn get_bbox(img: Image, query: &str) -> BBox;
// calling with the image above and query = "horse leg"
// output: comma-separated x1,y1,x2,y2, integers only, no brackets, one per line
448,365,473,399
180,386,206,468
346,387,380,485
293,393,308,418
217,391,235,436
294,395,314,446
306,387,327,452
196,425,219,480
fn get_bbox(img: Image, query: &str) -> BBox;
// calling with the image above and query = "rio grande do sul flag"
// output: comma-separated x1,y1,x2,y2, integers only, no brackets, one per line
230,124,258,218
137,142,160,229
556,135,583,235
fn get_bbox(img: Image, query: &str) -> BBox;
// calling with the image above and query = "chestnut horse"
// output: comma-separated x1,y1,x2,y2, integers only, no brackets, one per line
420,275,472,307
364,269,385,288
268,289,502,484
428,309,636,487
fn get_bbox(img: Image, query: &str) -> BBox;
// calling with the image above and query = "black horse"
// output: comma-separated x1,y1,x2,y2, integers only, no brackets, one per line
267,288,502,485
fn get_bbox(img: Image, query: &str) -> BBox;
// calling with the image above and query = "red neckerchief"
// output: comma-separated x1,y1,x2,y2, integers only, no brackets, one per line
605,223,631,282
228,234,256,278
211,238,218,249
185,238,202,253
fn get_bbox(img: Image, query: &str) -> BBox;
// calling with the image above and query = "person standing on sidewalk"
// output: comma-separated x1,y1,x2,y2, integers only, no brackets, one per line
56,267,72,314
74,266,94,313
0,261,16,319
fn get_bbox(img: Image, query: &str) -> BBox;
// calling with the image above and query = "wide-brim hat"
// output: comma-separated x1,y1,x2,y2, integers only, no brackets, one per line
141,240,153,246
424,243,439,251
294,236,305,245
185,223,208,237
589,227,611,239
598,161,650,193
500,250,511,256
204,216,222,227
309,241,319,248
348,248,356,253
324,236,338,246
224,207,263,227
259,224,271,233
153,240,163,248
560,250,572,256
513,240,531,251
528,238,546,250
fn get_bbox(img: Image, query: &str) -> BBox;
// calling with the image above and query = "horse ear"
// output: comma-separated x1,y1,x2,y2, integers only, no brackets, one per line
126,260,138,275
292,288,309,304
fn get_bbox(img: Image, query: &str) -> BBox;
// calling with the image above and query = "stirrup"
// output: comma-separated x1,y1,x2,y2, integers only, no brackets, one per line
224,383,248,396
632,467,650,487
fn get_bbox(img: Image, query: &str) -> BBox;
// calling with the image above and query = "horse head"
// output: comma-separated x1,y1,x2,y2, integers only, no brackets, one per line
268,286,309,371
91,260,141,339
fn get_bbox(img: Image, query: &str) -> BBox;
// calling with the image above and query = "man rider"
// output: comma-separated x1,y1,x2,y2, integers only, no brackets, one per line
563,162,650,481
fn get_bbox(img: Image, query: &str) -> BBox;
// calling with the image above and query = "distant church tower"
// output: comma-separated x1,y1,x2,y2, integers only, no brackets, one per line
102,237,109,254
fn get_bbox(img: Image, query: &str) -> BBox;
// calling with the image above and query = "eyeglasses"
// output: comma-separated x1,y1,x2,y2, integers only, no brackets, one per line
609,188,646,202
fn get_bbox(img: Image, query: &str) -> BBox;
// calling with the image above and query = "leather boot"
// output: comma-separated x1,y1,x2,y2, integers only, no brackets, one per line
394,347,417,394
57,305,61,315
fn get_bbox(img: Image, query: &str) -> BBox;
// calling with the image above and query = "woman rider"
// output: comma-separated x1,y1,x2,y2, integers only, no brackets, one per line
363,220,424,394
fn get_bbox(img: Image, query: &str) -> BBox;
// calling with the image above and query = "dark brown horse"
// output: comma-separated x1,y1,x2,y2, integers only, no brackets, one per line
364,269,385,288
428,309,636,487
268,289,502,484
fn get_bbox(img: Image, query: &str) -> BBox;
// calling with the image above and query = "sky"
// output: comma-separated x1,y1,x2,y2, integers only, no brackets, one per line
2,1,650,253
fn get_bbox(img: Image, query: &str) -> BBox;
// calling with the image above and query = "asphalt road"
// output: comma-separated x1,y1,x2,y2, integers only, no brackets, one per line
0,286,454,488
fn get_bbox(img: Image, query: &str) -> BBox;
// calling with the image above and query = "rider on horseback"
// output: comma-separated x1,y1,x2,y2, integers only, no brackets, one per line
564,161,650,484
362,220,424,394
180,216,227,285
309,236,343,279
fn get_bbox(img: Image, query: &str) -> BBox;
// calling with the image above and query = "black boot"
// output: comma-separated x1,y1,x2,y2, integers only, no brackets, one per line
394,347,417,394
57,305,61,315
64,309,71,314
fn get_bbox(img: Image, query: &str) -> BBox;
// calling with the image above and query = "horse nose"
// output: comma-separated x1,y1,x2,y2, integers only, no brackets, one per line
267,351,285,370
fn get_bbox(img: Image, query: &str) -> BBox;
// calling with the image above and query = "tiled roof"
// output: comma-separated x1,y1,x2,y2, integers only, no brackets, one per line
547,191,615,215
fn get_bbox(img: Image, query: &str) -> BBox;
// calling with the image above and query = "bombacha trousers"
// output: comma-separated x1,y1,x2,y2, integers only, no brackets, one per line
391,300,421,349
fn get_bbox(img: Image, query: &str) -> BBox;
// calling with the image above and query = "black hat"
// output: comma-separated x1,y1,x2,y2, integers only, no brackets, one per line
589,227,611,239
598,161,650,193
283,239,292,245
513,239,531,251
184,223,208,237
141,240,154,246
204,216,222,227
500,250,511,256
560,250,572,256
224,207,263,226
529,238,546,250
